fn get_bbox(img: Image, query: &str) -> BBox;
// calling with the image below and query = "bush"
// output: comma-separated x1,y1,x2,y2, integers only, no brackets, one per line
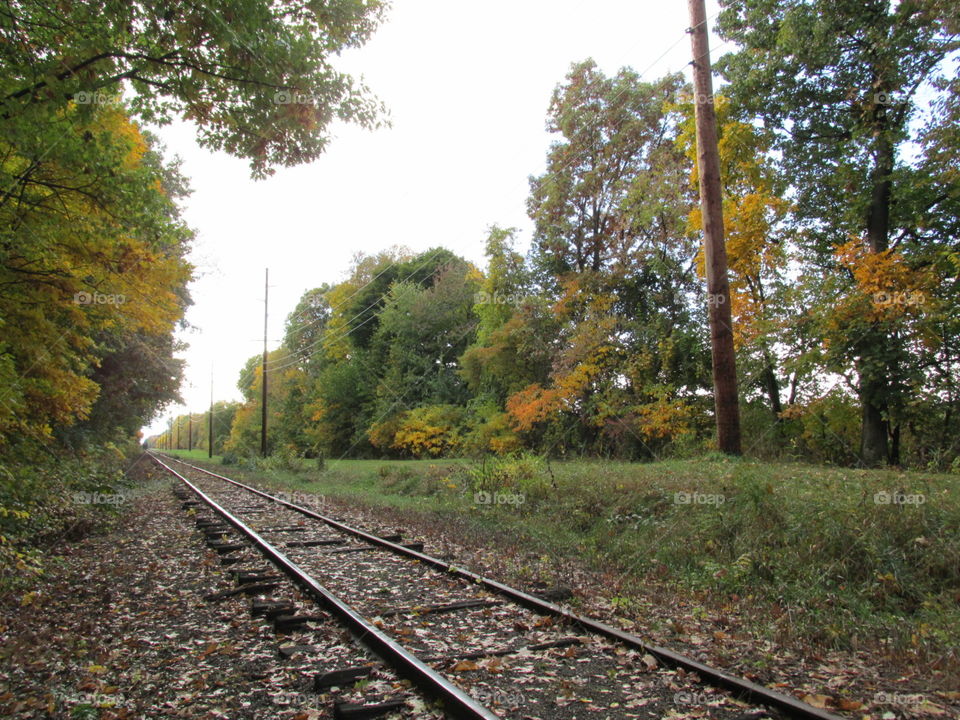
389,405,465,458
468,451,553,501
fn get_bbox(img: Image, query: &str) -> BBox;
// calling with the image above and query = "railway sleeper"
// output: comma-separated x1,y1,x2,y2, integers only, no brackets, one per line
333,698,407,720
273,613,329,633
377,598,505,618
285,538,348,547
323,541,424,555
261,526,309,532
251,599,297,618
207,542,247,554
204,582,281,602
234,571,283,585
313,637,583,691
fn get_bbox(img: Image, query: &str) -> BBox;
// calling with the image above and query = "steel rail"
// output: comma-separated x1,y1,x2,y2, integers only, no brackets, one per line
160,453,846,720
150,454,499,720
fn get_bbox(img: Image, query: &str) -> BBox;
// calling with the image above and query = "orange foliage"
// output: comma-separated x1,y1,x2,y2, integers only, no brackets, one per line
505,384,564,431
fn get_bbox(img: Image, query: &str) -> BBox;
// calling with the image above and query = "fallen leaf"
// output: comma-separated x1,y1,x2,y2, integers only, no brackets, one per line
801,694,831,709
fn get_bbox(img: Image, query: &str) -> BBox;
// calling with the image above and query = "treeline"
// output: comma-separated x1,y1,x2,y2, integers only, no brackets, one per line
205,0,958,469
0,0,388,573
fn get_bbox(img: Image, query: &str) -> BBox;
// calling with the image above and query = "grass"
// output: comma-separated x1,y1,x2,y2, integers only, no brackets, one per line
161,450,960,667
162,448,223,463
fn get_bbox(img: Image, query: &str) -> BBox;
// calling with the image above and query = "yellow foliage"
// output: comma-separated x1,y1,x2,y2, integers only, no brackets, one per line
834,240,932,322
635,397,693,441
388,406,463,458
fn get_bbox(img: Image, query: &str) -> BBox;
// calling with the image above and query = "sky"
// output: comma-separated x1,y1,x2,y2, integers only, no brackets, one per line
143,0,726,438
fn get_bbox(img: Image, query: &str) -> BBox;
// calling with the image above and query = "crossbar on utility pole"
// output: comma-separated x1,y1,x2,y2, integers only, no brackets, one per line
688,0,742,455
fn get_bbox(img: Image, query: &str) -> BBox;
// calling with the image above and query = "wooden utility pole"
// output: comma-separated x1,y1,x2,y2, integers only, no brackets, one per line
176,417,181,450
260,268,269,458
688,0,742,455
188,414,193,452
208,367,214,459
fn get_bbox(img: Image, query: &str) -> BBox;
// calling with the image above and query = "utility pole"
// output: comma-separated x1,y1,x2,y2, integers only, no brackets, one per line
176,417,181,450
188,414,193,452
261,268,269,458
688,0,742,455
208,366,214,459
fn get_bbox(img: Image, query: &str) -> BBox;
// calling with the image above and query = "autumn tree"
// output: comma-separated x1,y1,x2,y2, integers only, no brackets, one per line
0,105,192,451
519,61,710,456
676,97,791,427
716,0,960,465
0,0,388,179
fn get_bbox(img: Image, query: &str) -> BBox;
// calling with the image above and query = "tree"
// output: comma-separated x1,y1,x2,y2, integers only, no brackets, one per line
521,60,711,456
716,0,960,465
528,60,687,279
676,97,791,424
0,105,192,450
1,0,388,179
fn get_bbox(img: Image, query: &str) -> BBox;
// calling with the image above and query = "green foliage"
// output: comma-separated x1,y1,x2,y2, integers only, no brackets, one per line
0,445,141,589
252,456,959,659
467,451,552,501
219,27,959,470
0,0,388,179
716,0,960,465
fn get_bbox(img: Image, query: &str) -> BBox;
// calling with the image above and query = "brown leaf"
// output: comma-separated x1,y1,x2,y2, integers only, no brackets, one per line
801,694,831,709
452,660,479,672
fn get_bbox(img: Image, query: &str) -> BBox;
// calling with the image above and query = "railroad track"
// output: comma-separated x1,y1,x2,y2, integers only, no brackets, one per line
151,452,845,720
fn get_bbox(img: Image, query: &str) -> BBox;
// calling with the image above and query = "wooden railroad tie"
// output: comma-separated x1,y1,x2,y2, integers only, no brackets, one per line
314,637,582,690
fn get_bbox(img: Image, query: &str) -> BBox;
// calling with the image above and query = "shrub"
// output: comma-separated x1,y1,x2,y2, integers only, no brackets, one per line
390,405,465,458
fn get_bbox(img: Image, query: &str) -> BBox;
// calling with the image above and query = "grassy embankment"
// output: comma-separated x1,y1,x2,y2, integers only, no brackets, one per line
162,449,959,665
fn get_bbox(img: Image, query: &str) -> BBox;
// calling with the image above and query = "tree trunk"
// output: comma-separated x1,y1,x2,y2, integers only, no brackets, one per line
859,128,894,467
889,423,901,466
860,374,889,467
761,347,783,421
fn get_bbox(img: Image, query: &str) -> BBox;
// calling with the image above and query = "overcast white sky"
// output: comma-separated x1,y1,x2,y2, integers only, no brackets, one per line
143,0,726,438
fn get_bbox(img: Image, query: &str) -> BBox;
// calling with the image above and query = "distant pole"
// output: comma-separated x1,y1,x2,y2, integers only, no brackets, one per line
176,417,181,450
188,414,193,452
208,366,214,459
261,268,269,458
688,0,741,455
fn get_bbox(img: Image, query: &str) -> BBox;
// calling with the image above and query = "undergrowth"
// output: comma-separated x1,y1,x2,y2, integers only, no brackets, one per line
169,450,960,665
